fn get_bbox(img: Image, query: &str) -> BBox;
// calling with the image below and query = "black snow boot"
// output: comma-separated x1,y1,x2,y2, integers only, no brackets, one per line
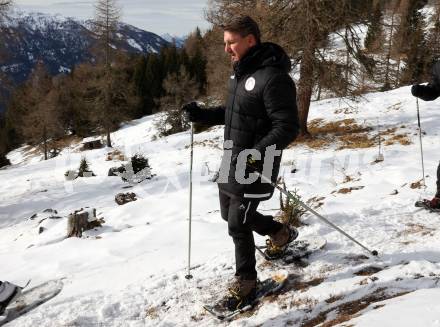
264,225,298,260
217,277,257,311
428,197,440,209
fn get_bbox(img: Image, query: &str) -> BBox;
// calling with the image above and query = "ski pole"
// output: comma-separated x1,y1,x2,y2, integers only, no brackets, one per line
255,171,378,257
416,98,426,188
185,123,194,280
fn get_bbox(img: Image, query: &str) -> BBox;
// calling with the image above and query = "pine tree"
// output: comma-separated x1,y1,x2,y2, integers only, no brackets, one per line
68,63,100,137
156,66,199,136
78,157,90,175
185,27,208,94
0,113,10,167
381,0,401,90
133,56,151,116
20,62,64,160
92,0,121,147
89,56,139,146
426,1,440,63
93,0,120,69
396,0,428,84
365,1,384,53
202,26,230,101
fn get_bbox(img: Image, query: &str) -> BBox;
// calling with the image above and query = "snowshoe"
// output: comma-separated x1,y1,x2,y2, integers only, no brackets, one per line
257,235,327,264
203,273,287,321
263,226,298,260
0,282,22,315
415,198,440,213
0,279,63,326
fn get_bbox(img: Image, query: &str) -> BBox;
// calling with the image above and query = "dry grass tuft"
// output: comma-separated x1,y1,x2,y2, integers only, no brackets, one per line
306,196,326,209
291,118,411,151
332,186,365,194
308,119,362,134
397,223,435,237
53,135,83,149
354,266,383,276
384,134,412,146
334,107,358,115
343,254,369,263
325,294,344,304
145,307,159,319
301,289,411,327
283,275,326,294
410,180,424,189
290,297,320,310
186,138,222,149
293,118,374,150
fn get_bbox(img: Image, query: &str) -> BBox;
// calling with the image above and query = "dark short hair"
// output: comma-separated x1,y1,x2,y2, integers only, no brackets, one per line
221,16,261,44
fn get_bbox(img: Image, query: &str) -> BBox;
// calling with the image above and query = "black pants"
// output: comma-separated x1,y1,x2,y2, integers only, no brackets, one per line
219,191,283,280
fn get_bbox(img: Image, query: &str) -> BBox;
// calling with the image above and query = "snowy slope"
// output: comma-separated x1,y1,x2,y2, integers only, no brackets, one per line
1,86,440,326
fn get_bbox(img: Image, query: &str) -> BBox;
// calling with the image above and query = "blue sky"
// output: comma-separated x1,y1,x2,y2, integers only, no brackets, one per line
14,0,211,36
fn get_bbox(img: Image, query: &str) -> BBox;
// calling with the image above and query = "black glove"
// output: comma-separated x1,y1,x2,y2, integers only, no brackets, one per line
181,102,202,123
411,84,424,98
245,154,263,173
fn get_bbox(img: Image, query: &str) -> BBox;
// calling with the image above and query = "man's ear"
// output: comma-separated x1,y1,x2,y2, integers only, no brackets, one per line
247,34,257,47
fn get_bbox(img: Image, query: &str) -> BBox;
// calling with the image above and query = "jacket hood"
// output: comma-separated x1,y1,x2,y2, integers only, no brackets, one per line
234,42,291,77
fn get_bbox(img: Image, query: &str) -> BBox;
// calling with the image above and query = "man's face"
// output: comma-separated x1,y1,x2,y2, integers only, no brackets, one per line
224,31,257,62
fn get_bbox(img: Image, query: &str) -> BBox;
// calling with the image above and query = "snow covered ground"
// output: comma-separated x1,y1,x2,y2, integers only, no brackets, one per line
1,86,440,326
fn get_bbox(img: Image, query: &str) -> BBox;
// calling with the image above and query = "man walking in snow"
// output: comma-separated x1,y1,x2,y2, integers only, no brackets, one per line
183,16,299,310
411,61,440,209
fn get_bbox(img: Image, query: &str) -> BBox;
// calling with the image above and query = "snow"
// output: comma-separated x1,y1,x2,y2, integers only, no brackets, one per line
1,86,440,326
146,44,158,54
58,66,71,73
350,289,440,326
127,38,143,52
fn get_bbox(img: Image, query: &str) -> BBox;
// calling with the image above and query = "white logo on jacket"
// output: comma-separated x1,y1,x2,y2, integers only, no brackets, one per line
245,77,256,91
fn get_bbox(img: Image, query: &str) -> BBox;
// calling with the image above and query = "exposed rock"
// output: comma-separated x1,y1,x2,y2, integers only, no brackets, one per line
81,139,103,151
115,192,137,205
108,166,126,177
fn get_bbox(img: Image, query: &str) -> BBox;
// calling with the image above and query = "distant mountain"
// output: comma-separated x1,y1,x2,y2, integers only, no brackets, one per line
0,11,170,86
161,33,186,47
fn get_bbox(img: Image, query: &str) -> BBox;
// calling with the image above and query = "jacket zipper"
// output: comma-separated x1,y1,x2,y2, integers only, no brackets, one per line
228,76,239,140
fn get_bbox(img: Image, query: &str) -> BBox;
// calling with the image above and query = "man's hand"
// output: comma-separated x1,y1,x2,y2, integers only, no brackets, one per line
246,154,263,173
411,84,424,97
181,102,202,122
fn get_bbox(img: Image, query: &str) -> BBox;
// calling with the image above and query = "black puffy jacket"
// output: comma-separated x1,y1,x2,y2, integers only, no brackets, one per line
414,61,440,101
199,42,299,200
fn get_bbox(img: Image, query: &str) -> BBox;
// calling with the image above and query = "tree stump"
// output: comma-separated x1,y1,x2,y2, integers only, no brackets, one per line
67,208,103,238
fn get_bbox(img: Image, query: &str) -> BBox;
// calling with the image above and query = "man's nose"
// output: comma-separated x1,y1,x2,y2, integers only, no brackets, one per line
225,44,231,53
